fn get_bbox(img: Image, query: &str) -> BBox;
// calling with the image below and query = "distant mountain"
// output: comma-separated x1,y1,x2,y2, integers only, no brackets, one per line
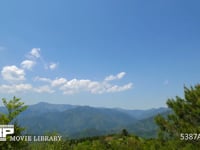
0,102,170,138
20,106,137,137
125,110,171,138
115,107,169,120
21,102,76,116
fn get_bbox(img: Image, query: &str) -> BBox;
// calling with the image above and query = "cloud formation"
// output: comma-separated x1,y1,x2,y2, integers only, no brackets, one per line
51,78,67,87
106,83,133,93
34,85,54,93
21,60,36,70
0,84,32,93
0,84,55,94
1,65,25,82
34,76,52,83
60,79,132,95
30,48,40,58
49,63,57,70
104,72,126,81
0,48,133,95
33,72,132,95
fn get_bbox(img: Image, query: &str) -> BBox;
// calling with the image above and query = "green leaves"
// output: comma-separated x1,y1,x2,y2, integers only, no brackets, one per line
2,96,28,122
155,84,200,147
0,96,28,149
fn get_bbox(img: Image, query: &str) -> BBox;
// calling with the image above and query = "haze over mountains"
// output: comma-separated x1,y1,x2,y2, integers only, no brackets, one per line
0,102,169,138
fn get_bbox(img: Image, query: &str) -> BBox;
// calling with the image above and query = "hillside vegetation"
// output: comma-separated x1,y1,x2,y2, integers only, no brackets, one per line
5,101,168,138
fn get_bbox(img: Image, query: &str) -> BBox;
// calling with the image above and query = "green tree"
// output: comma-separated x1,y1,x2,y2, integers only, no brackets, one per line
121,129,129,137
155,84,200,148
0,96,28,150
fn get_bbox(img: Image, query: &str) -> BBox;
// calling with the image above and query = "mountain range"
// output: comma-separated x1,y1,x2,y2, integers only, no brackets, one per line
0,102,170,138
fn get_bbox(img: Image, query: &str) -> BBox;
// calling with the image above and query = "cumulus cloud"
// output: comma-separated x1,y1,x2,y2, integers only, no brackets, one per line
0,47,133,95
30,48,40,58
34,85,54,93
0,84,54,94
60,79,98,94
0,70,132,94
59,77,133,95
26,48,58,71
60,79,95,94
34,77,67,87
104,72,126,81
0,84,54,93
21,60,36,70
33,72,132,95
34,76,52,83
49,63,57,70
51,78,67,87
1,65,25,82
106,83,133,93
0,84,32,93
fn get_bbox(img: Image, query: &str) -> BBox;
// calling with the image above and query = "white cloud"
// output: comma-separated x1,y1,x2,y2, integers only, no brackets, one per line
1,65,25,82
60,76,132,95
106,83,133,93
63,90,76,95
49,63,57,70
60,79,95,94
34,76,67,92
0,84,54,94
1,50,132,96
0,84,32,93
117,72,126,79
63,79,89,89
61,79,101,93
34,77,67,87
34,85,54,93
21,60,36,70
26,48,59,71
51,78,67,87
88,82,108,94
105,72,126,81
34,76,52,83
30,48,40,58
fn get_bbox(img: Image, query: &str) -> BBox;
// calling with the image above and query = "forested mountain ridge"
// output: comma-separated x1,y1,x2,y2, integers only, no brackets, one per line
0,102,169,138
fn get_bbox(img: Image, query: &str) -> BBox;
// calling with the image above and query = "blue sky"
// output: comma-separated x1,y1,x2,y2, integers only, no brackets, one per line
0,0,200,109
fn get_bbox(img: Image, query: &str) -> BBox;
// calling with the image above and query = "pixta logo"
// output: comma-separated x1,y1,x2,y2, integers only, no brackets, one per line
0,125,14,141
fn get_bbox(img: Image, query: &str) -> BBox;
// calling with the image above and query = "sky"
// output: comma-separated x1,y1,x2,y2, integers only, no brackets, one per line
0,0,200,109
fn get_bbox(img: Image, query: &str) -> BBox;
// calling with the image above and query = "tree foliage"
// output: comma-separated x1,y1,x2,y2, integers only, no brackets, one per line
155,84,200,147
0,96,28,150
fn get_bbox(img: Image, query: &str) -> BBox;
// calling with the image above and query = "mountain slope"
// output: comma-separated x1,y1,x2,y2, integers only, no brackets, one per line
0,102,169,138
125,110,171,138
20,106,137,137
21,102,76,116
115,107,169,120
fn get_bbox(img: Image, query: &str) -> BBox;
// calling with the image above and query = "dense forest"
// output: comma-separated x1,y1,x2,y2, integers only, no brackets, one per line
1,84,200,149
